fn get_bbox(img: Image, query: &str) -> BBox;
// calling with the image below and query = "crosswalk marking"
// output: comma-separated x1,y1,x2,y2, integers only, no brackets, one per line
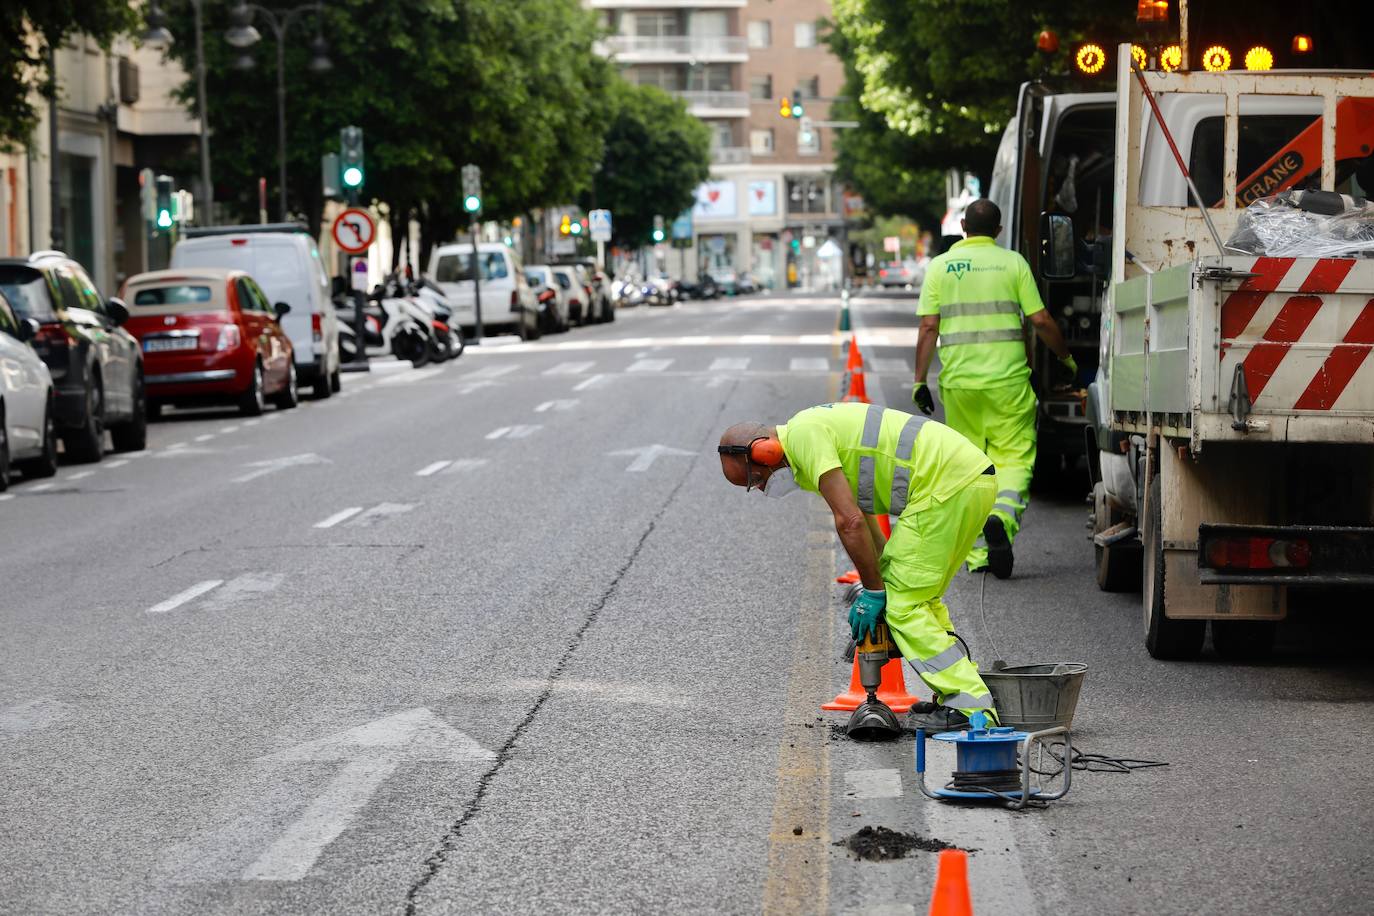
543,361,595,376
572,374,607,391
627,359,673,372
789,357,830,372
709,357,750,371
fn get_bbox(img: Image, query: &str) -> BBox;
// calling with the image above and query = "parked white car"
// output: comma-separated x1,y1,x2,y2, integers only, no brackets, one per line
0,290,57,487
524,265,570,334
171,225,341,399
428,242,539,339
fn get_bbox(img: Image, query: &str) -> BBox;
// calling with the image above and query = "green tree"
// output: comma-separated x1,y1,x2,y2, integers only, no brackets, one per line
589,80,710,247
0,0,136,147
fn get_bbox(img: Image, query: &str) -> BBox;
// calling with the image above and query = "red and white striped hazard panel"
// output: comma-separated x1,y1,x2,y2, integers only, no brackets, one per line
1218,257,1374,414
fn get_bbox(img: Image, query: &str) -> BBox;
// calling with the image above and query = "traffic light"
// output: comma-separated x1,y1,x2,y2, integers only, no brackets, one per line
155,175,174,229
651,215,665,243
569,217,582,236
560,214,572,236
779,96,792,119
791,91,804,119
340,125,364,189
461,164,482,215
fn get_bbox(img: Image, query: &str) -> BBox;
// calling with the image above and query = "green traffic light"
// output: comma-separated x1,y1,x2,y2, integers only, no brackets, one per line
652,230,665,242
342,165,364,188
464,194,481,213
157,210,173,229
792,103,804,118
570,222,582,235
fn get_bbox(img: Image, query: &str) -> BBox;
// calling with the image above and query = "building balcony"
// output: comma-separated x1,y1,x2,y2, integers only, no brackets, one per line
590,1,743,8
599,34,748,63
674,90,750,118
711,146,750,165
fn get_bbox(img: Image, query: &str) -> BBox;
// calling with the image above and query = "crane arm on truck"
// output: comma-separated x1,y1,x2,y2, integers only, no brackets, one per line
1227,97,1374,208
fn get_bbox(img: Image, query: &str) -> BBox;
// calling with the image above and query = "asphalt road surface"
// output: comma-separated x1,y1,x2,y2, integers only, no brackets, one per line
2,291,1371,915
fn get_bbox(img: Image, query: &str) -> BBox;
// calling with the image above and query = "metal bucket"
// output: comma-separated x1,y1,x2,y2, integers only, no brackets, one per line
982,662,1087,732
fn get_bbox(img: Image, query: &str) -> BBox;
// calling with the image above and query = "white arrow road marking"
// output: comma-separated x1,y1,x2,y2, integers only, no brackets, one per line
241,707,495,882
709,357,750,371
467,364,518,379
789,357,830,371
416,460,453,477
200,573,284,612
315,507,363,529
607,443,695,472
572,374,607,391
233,453,331,483
844,768,903,799
147,580,224,614
627,358,673,372
542,361,595,375
348,502,415,527
534,399,579,413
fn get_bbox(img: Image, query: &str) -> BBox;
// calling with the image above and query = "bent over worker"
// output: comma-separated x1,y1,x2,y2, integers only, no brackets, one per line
718,402,998,732
912,199,1075,579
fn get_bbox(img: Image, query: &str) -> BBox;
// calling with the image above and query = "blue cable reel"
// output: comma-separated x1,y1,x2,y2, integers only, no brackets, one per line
915,713,1073,810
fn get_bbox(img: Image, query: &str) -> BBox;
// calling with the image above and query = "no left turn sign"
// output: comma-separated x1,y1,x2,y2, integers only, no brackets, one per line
331,208,375,254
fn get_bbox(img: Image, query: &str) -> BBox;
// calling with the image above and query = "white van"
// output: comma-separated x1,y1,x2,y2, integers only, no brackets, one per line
427,242,539,339
172,225,340,398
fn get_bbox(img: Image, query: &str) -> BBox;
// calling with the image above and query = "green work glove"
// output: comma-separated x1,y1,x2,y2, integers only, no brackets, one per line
911,382,935,416
1060,354,1079,379
847,588,887,642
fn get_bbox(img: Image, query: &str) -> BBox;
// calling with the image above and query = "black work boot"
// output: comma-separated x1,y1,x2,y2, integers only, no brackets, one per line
906,706,970,734
984,516,1013,580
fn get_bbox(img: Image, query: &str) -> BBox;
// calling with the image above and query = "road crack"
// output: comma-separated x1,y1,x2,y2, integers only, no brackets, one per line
403,414,716,914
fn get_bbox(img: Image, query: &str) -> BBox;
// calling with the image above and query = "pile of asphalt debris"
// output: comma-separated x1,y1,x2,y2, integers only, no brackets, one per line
835,825,973,862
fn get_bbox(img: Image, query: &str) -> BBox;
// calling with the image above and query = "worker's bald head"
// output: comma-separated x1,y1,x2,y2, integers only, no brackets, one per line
962,199,1002,238
719,421,773,488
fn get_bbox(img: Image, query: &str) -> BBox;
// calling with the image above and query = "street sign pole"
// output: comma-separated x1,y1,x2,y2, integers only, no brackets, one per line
470,219,483,345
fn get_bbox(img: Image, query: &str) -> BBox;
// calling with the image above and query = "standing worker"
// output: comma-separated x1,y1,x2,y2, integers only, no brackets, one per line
718,403,999,732
911,199,1076,579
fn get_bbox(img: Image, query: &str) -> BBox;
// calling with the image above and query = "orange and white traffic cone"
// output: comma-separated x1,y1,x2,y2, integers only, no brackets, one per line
927,849,974,916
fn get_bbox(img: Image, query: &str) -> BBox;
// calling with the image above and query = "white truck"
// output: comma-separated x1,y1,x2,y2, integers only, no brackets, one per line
1055,52,1374,659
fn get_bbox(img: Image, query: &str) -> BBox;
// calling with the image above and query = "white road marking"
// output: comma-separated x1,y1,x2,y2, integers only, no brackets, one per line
348,502,415,527
680,336,711,344
147,580,224,614
789,357,830,371
627,358,673,372
0,697,73,735
219,425,240,434
200,573,285,612
503,424,542,439
542,361,595,375
872,357,912,373
262,413,283,421
233,453,331,483
415,460,453,477
241,708,494,882
104,459,128,469
843,768,903,799
167,441,188,450
379,367,444,386
454,380,499,395
534,399,579,412
194,434,215,443
607,443,695,472
242,419,262,427
0,493,12,502
66,470,95,481
709,357,750,371
467,364,519,379
29,483,54,492
485,426,511,440
572,374,607,391
439,458,487,474
314,507,363,529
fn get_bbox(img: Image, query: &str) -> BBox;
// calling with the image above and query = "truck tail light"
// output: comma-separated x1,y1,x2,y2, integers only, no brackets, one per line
1205,536,1311,570
215,324,241,352
510,291,519,308
311,313,322,342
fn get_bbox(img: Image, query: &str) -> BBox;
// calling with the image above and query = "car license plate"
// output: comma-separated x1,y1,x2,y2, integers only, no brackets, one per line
144,337,198,352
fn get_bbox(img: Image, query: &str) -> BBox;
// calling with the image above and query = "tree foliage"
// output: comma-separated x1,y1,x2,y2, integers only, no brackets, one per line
0,0,136,148
588,80,710,247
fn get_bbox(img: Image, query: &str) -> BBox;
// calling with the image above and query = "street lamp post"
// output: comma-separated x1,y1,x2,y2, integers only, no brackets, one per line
143,1,215,226
225,2,332,222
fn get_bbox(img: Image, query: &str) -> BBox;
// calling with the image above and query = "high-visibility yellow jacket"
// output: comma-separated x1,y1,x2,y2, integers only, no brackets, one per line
917,236,1046,389
777,403,991,516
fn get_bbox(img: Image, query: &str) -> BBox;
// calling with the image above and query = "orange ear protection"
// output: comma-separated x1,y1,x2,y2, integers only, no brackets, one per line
717,436,784,465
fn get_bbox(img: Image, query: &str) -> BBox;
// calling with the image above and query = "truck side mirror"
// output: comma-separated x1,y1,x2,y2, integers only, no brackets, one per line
1039,212,1076,280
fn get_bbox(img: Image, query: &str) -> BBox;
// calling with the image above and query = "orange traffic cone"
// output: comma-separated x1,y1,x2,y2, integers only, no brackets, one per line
928,849,974,916
822,656,920,714
842,335,869,403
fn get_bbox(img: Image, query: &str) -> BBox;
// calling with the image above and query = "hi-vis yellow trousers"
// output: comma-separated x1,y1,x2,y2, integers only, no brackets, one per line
879,475,998,719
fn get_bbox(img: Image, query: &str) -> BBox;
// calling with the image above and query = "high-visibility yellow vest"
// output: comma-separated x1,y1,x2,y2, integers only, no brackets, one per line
777,403,991,516
917,236,1045,389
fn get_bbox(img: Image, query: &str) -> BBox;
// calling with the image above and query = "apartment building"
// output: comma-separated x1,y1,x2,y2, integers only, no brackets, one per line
592,0,848,288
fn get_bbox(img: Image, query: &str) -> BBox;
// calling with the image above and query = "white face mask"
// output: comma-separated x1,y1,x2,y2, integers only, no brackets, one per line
762,467,799,499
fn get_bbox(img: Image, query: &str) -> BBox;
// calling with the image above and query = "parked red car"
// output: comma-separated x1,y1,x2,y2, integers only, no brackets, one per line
120,268,297,417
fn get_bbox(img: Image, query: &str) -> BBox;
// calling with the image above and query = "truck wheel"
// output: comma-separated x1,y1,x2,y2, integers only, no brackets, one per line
1211,620,1276,661
1143,474,1205,659
1093,482,1142,592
